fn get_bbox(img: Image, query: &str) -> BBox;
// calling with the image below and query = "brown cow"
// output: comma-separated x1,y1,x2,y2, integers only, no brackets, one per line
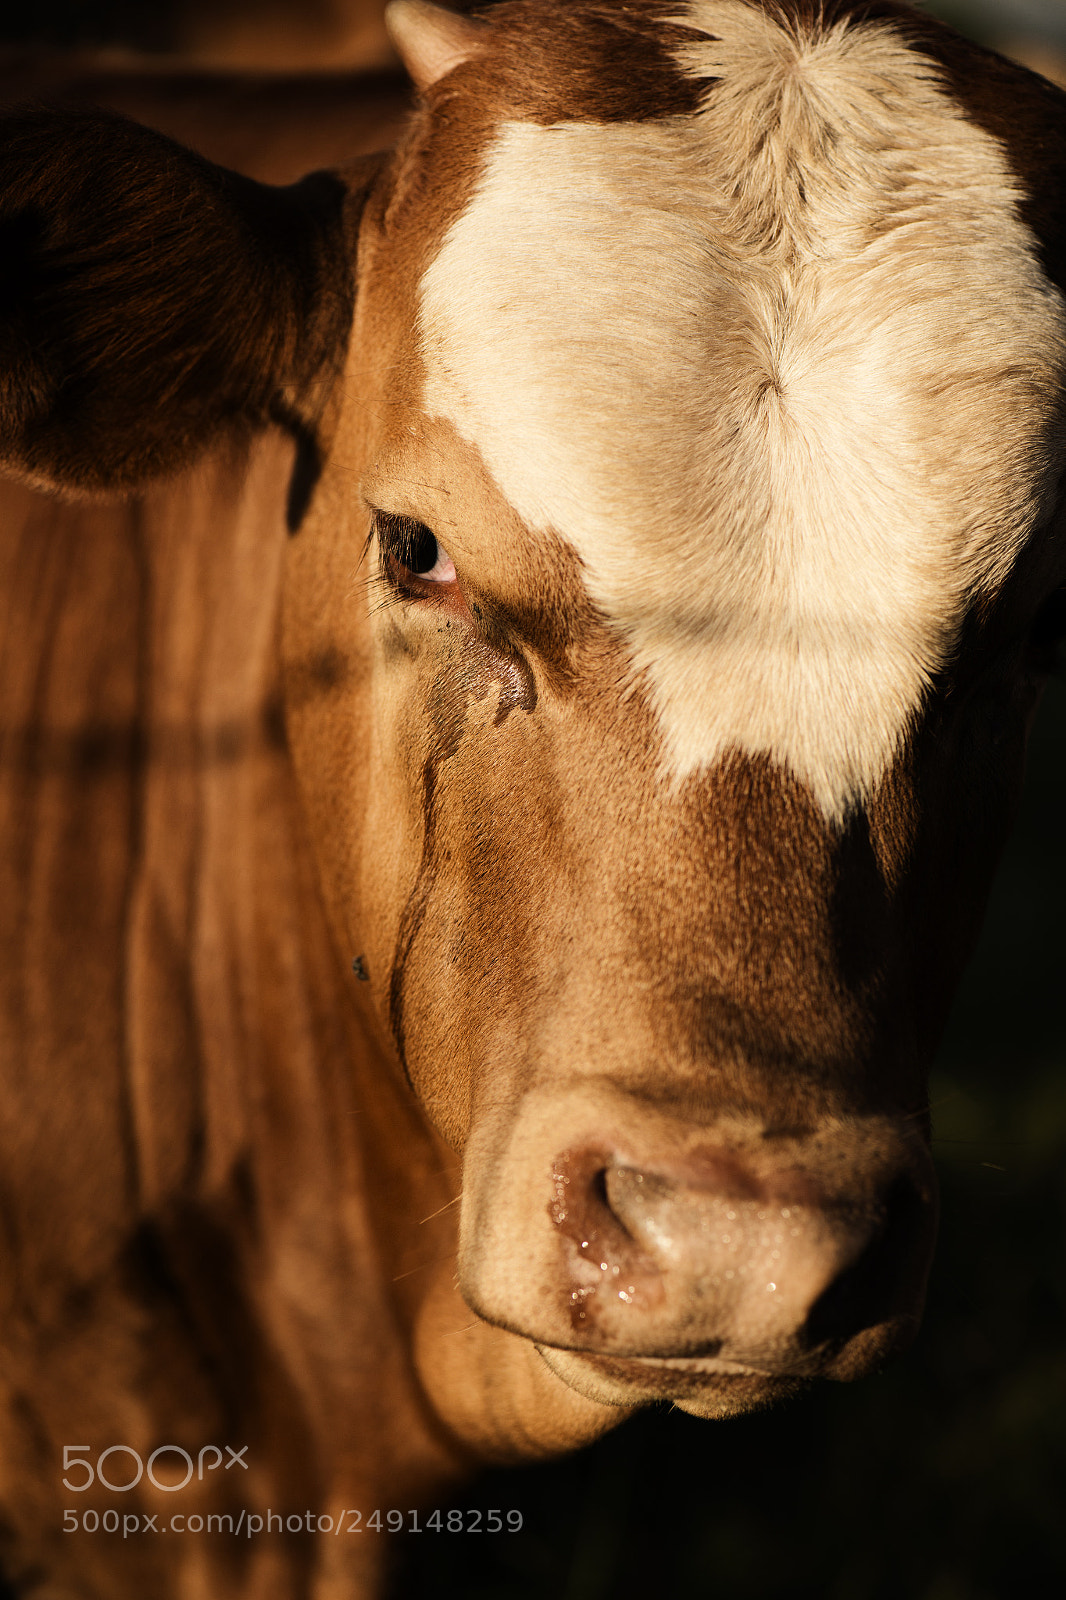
1,2,1064,1595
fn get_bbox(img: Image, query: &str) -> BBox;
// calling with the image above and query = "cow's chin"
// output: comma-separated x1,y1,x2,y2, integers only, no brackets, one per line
534,1344,806,1419
534,1315,919,1418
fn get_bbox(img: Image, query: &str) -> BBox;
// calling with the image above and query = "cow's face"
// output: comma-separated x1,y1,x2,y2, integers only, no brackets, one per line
284,0,1066,1416
282,0,1066,1414
1,0,1061,1421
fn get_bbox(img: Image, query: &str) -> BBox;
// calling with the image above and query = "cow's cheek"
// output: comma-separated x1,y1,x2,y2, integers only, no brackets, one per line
280,464,379,948
346,617,453,1072
385,673,567,1148
903,671,1039,1056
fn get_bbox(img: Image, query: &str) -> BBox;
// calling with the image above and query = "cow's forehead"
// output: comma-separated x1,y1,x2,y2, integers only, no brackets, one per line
416,0,1066,820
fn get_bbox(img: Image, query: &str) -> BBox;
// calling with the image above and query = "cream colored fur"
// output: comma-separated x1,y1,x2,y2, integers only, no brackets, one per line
420,0,1066,819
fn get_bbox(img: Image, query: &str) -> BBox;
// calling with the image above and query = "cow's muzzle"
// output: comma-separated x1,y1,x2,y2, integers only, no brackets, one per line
459,1091,937,1413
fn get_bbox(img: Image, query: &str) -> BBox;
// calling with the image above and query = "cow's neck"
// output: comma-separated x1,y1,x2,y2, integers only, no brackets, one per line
0,433,616,1520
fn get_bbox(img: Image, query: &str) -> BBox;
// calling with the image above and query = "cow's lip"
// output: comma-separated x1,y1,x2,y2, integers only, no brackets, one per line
535,1344,798,1379
534,1343,809,1416
592,1352,779,1377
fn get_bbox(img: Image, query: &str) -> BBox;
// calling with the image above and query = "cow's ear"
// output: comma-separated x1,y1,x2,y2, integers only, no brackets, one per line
386,1,488,92
0,107,372,515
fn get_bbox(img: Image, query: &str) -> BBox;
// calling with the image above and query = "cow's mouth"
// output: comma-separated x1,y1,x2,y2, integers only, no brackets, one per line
534,1343,808,1418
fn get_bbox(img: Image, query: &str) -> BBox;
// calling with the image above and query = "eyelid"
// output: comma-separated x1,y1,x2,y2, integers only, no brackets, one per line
371,506,465,607
421,544,458,584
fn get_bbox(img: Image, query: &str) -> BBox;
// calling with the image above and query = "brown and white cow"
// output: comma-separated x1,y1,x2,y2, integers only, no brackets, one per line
1,1,1065,1594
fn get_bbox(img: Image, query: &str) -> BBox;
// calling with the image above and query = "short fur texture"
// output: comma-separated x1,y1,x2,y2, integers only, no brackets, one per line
2,4,1066,1596
420,0,1066,818
0,108,358,500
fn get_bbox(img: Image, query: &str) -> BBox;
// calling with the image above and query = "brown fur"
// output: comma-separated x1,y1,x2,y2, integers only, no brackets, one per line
2,4,1066,1595
0,108,366,497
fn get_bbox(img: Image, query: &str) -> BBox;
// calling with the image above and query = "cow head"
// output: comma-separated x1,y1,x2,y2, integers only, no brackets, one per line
3,0,1065,1421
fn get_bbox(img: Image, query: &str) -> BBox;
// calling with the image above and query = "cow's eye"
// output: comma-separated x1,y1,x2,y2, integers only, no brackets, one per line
373,509,457,590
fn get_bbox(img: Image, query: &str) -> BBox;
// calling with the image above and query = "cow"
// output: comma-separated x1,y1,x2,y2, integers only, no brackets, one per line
1,1,1064,1595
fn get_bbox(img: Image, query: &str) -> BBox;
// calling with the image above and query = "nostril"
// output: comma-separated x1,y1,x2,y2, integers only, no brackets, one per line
548,1152,668,1332
550,1151,640,1258
801,1220,894,1351
802,1176,935,1352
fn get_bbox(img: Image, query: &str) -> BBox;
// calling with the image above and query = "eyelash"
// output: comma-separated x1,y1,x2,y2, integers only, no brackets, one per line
371,509,457,599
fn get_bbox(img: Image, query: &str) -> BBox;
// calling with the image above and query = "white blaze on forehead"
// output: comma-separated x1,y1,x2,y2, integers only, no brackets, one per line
419,0,1066,820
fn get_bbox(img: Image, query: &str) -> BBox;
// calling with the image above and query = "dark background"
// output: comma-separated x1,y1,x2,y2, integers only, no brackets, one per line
1,4,1063,1597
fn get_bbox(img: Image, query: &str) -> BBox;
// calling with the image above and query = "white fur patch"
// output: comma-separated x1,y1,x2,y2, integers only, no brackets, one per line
419,0,1066,819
